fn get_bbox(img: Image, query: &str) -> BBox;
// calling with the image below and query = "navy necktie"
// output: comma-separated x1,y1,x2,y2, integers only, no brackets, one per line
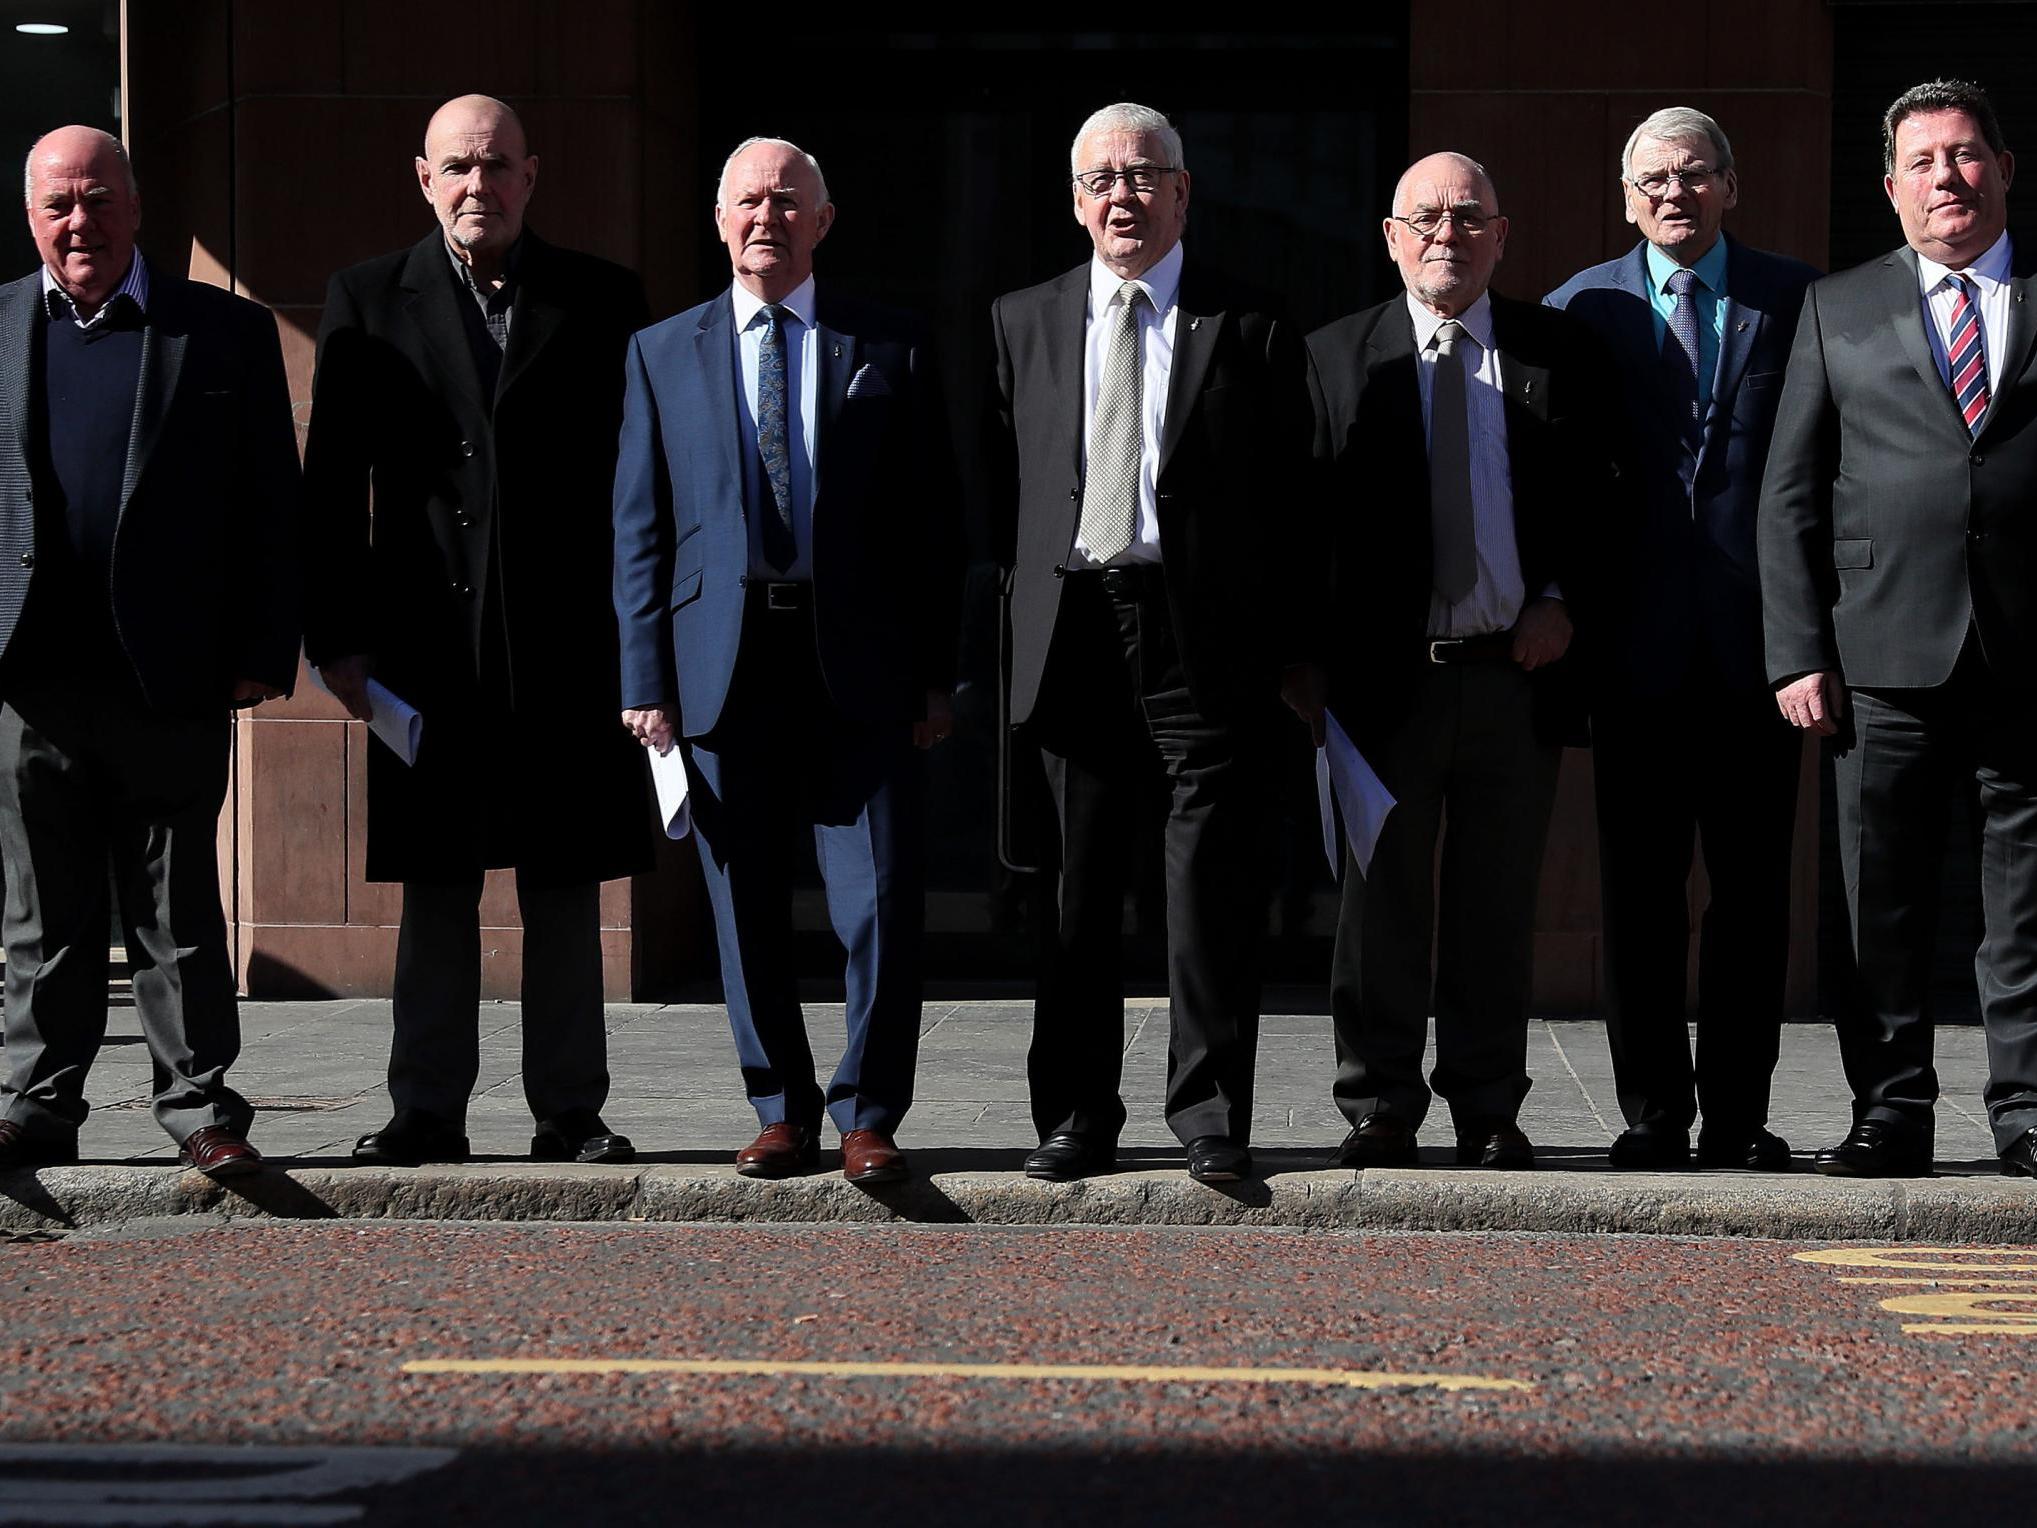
1662,266,1703,454
756,303,796,572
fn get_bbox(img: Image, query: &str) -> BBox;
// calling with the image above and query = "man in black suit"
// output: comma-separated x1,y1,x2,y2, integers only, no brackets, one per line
303,94,649,1168
612,137,959,1186
1310,152,1608,1172
1760,78,2037,1179
1546,108,1819,1172
0,126,299,1173
990,102,1322,1185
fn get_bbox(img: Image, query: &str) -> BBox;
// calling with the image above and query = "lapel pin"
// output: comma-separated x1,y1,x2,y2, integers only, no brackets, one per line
832,343,842,357
1188,317,1201,332
1736,320,1750,332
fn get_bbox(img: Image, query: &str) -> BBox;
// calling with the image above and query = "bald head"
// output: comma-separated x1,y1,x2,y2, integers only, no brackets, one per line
24,125,142,316
416,94,537,278
1392,152,1498,217
1383,150,1508,318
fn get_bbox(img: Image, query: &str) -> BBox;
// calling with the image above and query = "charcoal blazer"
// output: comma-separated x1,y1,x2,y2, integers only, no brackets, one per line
0,269,300,712
1546,235,1819,699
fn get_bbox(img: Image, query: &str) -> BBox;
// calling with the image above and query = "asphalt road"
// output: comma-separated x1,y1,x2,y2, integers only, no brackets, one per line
2,1220,2035,1525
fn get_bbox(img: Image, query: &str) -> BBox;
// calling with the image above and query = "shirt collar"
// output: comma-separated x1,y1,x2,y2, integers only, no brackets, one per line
1088,240,1185,321
1645,235,1728,298
445,235,521,298
41,250,150,326
1917,229,2014,296
1406,289,1494,353
732,274,817,333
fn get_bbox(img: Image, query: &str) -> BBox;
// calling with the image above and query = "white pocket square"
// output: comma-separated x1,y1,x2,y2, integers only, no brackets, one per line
846,363,891,398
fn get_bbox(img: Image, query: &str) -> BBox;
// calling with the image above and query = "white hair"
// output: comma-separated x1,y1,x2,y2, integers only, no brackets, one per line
24,127,136,202
716,136,830,207
1069,102,1185,174
1621,107,1734,179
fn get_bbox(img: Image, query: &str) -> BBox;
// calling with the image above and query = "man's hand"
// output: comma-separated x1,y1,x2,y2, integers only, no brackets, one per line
230,678,283,709
1280,663,1328,748
1776,671,1847,735
914,690,955,750
317,654,375,722
1511,598,1573,671
622,705,675,753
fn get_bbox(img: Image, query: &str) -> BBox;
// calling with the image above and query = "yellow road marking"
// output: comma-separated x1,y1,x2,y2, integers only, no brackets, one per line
1797,1246,2037,1336
1838,1277,2037,1287
1878,1291,2037,1334
1794,1247,2037,1272
402,1357,1530,1392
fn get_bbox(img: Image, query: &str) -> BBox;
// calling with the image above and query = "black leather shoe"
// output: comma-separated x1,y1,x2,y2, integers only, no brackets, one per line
1024,1132,1116,1181
532,1111,635,1165
1328,1112,1418,1168
1608,1122,1690,1170
2001,1127,2037,1178
353,1108,470,1166
1697,1126,1792,1172
1185,1135,1252,1183
1813,1120,1931,1178
1456,1118,1535,1170
0,1119,78,1168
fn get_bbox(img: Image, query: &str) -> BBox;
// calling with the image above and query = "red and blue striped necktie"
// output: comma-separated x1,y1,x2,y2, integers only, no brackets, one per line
1947,274,1990,436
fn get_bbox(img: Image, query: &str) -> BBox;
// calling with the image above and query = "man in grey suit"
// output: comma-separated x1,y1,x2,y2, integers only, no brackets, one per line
1547,108,1818,1172
1760,78,2037,1178
0,127,300,1173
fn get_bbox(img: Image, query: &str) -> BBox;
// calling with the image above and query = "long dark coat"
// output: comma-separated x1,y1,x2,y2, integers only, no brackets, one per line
302,229,653,885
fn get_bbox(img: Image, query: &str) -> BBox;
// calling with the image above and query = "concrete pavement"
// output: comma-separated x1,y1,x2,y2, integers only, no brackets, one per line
3,999,2031,1236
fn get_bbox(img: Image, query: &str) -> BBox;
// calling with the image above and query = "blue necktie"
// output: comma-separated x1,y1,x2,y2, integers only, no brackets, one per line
1662,266,1703,455
756,304,796,572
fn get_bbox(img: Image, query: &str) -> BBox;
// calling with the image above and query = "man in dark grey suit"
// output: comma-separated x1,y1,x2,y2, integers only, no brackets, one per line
1546,108,1818,1172
0,126,300,1173
1760,78,2037,1178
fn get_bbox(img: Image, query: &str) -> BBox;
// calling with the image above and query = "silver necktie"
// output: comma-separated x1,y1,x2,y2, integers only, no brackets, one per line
1428,319,1477,606
1079,282,1147,563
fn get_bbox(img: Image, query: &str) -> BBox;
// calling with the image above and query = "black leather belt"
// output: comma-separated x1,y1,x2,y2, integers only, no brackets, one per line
1427,631,1515,664
746,579,811,611
1061,564,1161,600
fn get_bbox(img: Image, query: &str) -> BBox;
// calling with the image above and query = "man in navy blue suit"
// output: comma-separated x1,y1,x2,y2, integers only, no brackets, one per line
1545,108,1818,1171
612,137,959,1185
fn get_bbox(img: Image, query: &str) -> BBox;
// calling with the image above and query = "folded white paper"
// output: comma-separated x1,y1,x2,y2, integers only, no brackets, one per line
650,740,692,840
1315,708,1395,880
308,669,423,767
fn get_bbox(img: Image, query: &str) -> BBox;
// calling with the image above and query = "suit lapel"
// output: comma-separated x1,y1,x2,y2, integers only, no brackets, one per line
0,278,34,479
399,233,488,420
1158,268,1221,478
1710,239,1762,438
1886,248,1972,439
1607,244,1670,390
494,234,561,404
1365,300,1428,512
118,272,187,516
1983,256,2037,436
1044,266,1089,555
813,316,855,508
691,293,743,512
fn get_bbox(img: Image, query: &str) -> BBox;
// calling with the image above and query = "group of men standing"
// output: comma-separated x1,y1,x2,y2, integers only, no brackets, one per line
2,78,2034,1188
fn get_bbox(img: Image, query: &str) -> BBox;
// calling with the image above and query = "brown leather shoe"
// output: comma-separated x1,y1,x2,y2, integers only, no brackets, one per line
180,1124,263,1178
736,1122,819,1179
841,1129,908,1185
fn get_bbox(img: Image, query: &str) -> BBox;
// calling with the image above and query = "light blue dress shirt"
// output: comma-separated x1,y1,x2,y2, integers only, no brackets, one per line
1644,237,1727,408
731,275,818,580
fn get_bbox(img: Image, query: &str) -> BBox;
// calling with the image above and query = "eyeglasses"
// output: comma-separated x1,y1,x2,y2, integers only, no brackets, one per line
1625,167,1721,198
1072,165,1182,198
1390,208,1493,238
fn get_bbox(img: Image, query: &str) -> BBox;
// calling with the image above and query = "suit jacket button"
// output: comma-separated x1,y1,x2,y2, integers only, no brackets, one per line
1971,453,1984,467
455,512,474,528
1068,488,1079,501
454,580,475,597
460,440,475,458
17,551,32,569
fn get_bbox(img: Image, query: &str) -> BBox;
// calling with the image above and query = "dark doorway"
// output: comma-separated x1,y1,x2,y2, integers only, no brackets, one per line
0,1,121,280
691,21,1410,990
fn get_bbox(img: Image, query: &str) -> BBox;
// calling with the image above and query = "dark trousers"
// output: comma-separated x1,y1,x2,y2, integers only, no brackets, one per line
1593,674,1801,1134
390,871,608,1126
686,599,925,1138
1331,659,1560,1131
1030,569,1273,1147
1834,644,2037,1154
0,690,248,1146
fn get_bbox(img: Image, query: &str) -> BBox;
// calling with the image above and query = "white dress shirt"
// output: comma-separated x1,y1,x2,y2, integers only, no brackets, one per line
1407,291,1529,638
731,274,819,580
1075,240,1184,567
1917,229,2014,399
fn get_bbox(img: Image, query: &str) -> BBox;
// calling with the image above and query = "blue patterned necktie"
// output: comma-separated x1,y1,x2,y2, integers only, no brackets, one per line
756,303,796,571
1662,265,1703,453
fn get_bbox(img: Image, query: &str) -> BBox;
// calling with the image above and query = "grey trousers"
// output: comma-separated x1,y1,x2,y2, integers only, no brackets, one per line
387,871,609,1126
0,691,249,1147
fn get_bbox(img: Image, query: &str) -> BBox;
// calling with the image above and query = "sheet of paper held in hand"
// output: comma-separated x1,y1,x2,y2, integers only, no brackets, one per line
1315,707,1395,880
308,671,424,767
650,741,692,840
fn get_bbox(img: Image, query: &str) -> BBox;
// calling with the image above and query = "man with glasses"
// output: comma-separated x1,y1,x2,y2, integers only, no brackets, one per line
1761,79,2037,1180
1309,152,1611,1172
989,102,1321,1184
1545,108,1819,1172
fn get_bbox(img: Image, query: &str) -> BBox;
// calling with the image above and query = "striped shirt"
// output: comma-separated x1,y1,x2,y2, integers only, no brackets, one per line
41,251,150,330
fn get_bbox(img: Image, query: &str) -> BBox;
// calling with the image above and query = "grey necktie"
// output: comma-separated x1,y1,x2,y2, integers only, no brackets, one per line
1079,282,1147,564
1428,319,1477,606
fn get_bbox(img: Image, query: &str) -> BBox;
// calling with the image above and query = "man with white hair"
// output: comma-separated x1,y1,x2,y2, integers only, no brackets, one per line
990,103,1321,1184
304,94,651,1168
1546,108,1819,1172
612,136,959,1185
0,125,300,1172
